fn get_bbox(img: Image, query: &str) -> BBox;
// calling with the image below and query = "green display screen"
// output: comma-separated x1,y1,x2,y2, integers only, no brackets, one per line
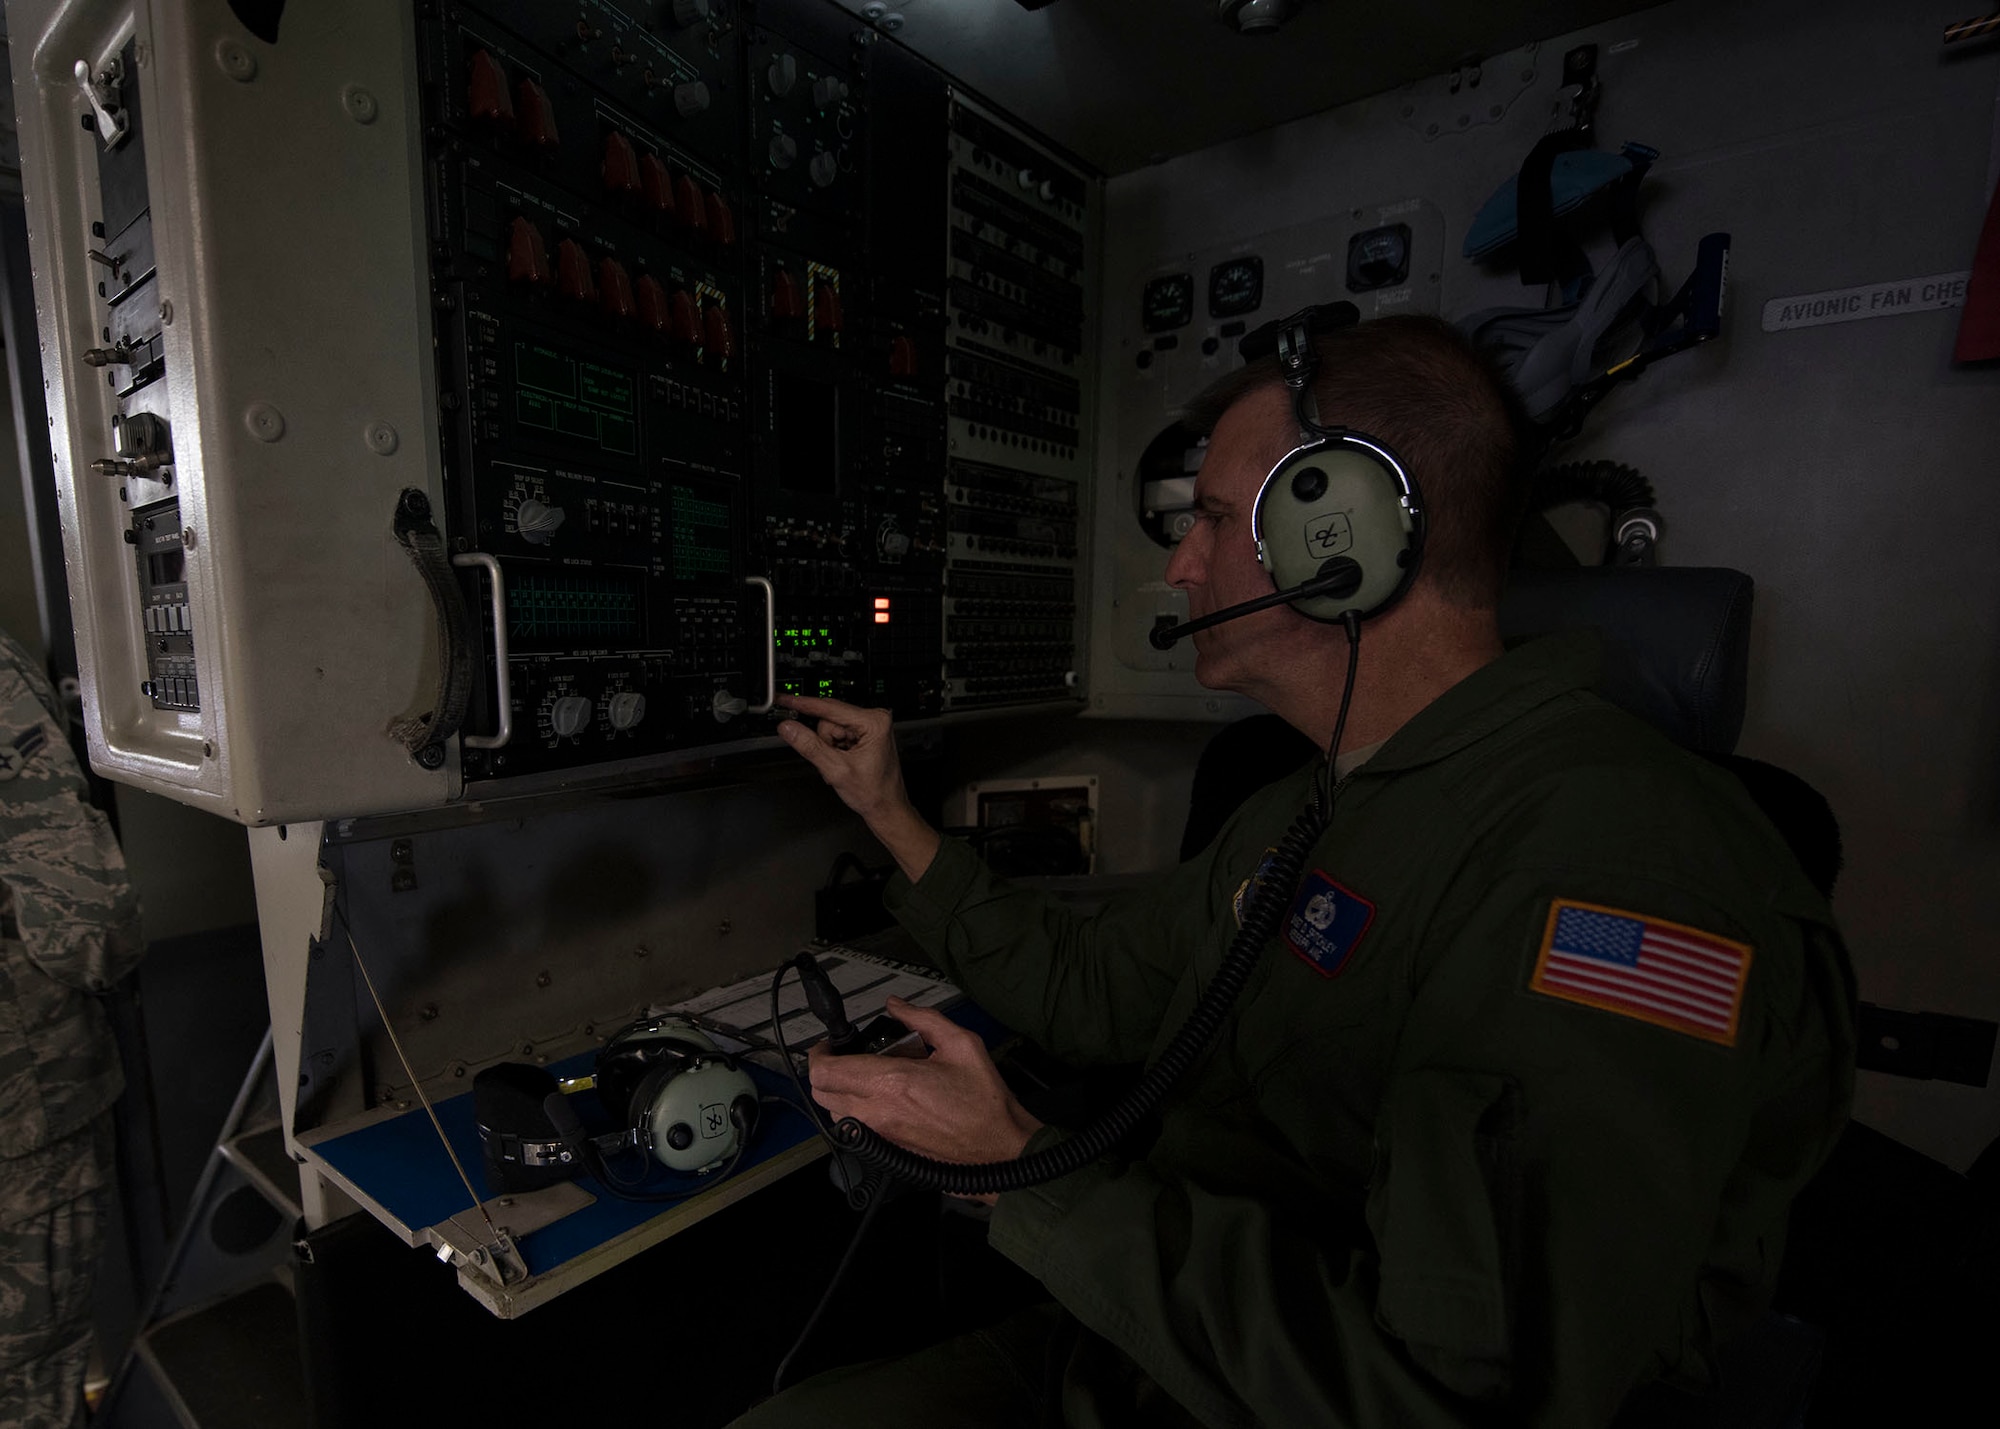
514,342,638,455
672,486,731,581
506,570,643,645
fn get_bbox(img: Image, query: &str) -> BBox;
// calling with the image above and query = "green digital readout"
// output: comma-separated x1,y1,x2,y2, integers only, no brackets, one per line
671,486,731,581
514,342,638,455
506,570,642,644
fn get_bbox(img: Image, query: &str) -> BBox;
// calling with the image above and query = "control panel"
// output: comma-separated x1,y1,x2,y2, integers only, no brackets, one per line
418,0,756,781
9,0,1096,820
943,97,1094,711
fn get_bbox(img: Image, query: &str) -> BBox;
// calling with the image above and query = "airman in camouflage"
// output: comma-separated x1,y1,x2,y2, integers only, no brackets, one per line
0,630,143,1429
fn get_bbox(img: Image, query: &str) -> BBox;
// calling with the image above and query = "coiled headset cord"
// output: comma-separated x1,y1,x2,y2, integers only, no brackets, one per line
831,614,1363,1197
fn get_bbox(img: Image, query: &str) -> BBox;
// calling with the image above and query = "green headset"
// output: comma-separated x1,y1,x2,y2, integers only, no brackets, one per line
1150,304,1426,651
1247,304,1426,621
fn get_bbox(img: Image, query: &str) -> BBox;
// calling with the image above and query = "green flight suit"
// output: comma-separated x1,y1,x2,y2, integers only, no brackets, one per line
746,633,1855,1428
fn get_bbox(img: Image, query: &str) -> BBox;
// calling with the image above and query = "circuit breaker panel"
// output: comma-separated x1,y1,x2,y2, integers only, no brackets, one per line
9,0,1097,821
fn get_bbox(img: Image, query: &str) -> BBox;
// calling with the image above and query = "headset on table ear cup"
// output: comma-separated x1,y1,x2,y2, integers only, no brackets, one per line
1254,439,1421,622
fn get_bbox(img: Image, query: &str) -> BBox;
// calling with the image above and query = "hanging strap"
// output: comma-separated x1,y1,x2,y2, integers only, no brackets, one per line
1515,128,1597,295
387,488,474,764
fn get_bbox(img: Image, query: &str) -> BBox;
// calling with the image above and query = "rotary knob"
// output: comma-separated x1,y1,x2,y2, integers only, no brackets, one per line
808,150,838,188
673,81,710,117
550,695,593,738
767,52,798,96
606,691,647,730
768,133,798,170
670,0,710,26
516,498,567,544
812,75,849,108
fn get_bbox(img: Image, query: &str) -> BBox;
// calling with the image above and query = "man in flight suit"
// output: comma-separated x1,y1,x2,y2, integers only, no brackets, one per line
0,630,143,1429
748,315,1855,1427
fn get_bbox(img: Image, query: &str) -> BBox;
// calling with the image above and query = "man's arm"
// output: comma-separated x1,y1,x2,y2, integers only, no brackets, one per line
983,870,1852,1428
0,650,144,992
776,694,1245,1065
775,695,939,882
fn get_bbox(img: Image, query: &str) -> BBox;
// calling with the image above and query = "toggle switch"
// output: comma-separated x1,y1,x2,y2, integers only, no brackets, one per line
598,258,635,321
468,50,513,127
703,303,735,363
507,217,551,285
639,153,674,218
813,280,843,336
770,267,804,320
674,173,708,237
636,274,670,334
514,78,560,151
705,189,735,246
671,288,702,348
556,239,596,302
602,131,639,196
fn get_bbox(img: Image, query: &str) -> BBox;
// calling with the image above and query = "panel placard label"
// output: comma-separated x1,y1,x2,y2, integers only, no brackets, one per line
1762,272,1970,332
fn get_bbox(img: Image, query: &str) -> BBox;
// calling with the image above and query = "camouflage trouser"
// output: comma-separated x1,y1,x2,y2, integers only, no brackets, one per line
0,1129,109,1429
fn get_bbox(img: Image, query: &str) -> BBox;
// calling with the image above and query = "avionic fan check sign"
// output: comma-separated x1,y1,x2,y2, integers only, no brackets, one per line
1762,271,1970,332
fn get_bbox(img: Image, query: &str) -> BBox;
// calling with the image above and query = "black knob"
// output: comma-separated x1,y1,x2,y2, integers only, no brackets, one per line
666,1122,694,1150
1290,466,1327,502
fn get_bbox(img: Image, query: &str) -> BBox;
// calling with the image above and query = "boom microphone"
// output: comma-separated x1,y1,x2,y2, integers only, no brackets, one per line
1148,560,1363,650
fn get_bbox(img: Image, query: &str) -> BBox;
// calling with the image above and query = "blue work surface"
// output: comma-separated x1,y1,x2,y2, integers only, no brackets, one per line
308,1051,822,1279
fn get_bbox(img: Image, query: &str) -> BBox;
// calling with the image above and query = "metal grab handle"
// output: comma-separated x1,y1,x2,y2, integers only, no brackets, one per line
745,575,776,715
451,553,513,750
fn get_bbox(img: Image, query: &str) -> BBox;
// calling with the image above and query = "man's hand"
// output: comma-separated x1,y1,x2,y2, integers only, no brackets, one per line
809,997,1041,1203
775,695,941,882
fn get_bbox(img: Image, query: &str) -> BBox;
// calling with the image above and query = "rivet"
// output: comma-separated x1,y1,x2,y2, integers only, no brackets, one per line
216,39,257,82
245,402,285,442
158,300,173,325
341,83,379,124
365,420,399,455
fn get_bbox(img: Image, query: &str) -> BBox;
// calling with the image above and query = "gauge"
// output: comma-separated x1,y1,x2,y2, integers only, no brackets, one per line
1142,273,1194,333
1346,224,1412,293
1207,256,1264,319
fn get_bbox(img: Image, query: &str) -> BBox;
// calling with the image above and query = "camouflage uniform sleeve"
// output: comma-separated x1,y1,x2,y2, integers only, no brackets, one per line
0,639,143,993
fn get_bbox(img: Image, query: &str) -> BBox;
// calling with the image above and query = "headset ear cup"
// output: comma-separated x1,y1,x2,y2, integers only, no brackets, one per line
1253,435,1421,622
627,1063,678,1151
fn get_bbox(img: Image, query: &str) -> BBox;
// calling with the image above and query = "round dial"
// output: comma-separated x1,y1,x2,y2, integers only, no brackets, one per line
550,695,593,738
673,81,710,117
769,132,798,169
1207,256,1264,319
808,151,838,188
515,497,566,545
1142,273,1194,334
606,691,647,730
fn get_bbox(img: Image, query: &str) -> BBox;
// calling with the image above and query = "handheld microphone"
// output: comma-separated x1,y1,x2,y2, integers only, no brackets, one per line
1149,560,1363,650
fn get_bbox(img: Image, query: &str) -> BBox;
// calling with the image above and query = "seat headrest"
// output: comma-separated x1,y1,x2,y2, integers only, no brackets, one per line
1498,566,1754,754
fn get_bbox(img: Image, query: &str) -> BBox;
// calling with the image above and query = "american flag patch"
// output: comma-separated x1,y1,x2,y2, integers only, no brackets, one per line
1529,900,1753,1046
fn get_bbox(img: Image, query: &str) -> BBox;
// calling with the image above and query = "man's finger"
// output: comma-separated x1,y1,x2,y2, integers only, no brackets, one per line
781,693,882,725
884,997,974,1053
776,719,844,775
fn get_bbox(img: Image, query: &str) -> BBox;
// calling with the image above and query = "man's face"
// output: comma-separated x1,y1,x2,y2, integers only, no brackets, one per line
1163,385,1301,695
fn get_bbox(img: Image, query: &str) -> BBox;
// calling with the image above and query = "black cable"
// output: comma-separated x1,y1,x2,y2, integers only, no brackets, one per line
770,960,840,1149
770,1191,888,1397
830,621,1365,1197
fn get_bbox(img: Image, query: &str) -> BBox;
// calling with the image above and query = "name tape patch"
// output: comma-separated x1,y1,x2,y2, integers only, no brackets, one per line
1283,870,1375,978
1529,899,1752,1046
